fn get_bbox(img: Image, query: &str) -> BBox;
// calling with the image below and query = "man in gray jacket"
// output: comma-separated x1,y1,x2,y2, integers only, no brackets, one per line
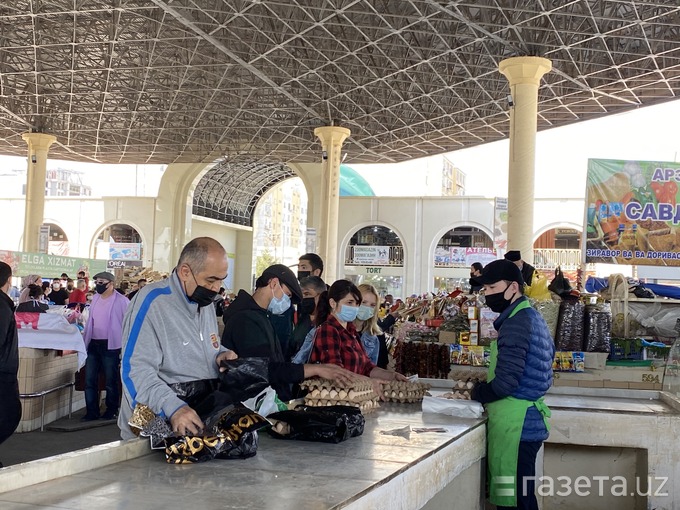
118,237,237,439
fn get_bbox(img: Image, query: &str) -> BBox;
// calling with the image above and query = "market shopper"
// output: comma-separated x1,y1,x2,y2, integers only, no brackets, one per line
68,279,88,306
82,271,130,421
297,252,324,280
471,259,554,510
119,237,237,439
126,279,147,301
469,262,484,292
49,278,70,305
222,264,302,363
18,274,42,304
16,284,49,313
504,250,536,287
0,262,21,457
310,279,407,382
354,283,391,368
289,275,326,360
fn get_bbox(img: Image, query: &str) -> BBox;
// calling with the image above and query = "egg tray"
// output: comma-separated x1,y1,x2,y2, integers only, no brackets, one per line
300,378,380,413
381,381,431,403
440,378,483,401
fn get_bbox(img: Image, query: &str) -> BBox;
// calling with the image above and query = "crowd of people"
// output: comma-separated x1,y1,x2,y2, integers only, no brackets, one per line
1,241,556,508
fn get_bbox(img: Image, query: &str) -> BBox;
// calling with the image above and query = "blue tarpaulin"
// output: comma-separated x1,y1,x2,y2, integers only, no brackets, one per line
585,276,680,299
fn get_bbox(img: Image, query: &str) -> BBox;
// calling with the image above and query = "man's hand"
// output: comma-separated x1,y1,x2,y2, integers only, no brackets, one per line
216,350,238,372
304,364,360,386
169,405,205,436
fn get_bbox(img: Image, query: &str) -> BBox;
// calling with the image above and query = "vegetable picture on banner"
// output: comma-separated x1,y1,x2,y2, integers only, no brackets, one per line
585,159,680,266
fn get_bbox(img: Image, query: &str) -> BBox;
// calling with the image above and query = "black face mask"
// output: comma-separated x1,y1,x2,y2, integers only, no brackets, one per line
298,297,316,315
187,268,218,307
95,283,109,295
484,283,515,313
297,270,311,282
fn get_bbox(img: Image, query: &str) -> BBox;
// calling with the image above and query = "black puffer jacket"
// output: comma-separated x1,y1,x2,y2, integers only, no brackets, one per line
0,291,18,381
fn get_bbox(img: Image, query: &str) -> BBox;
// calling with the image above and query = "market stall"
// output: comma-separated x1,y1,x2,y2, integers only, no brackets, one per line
0,406,487,510
16,309,87,432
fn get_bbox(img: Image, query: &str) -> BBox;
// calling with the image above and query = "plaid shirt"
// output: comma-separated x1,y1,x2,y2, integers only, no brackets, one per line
310,314,375,376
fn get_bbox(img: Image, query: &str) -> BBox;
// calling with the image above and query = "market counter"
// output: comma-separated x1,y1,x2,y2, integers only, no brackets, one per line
0,406,486,510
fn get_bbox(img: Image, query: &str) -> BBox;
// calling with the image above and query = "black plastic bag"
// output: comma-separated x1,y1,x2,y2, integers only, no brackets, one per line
218,357,270,403
548,266,572,297
164,405,268,463
555,300,585,351
584,304,612,353
267,405,365,443
168,379,219,409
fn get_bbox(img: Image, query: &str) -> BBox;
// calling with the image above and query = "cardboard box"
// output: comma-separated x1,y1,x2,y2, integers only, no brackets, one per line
467,307,477,319
468,319,479,332
459,331,470,345
438,331,458,344
469,332,479,345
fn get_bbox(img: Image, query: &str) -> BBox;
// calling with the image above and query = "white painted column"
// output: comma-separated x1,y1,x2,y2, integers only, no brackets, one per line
499,56,552,264
314,126,351,281
21,132,57,252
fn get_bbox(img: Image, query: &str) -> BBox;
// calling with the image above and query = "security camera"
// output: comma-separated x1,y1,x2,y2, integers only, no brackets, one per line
322,150,328,160
507,94,514,108
31,154,37,163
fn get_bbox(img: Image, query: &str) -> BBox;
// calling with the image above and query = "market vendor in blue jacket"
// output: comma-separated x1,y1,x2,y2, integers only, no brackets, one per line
471,259,554,510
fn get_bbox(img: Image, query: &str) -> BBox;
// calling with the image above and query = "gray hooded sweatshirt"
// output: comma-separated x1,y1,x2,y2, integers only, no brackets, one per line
118,271,226,439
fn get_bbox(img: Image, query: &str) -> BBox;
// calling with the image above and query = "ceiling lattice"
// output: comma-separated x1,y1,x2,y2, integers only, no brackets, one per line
1,0,679,166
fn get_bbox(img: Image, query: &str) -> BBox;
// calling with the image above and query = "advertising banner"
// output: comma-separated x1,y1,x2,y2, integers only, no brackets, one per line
352,246,390,265
464,247,498,266
0,250,107,277
585,159,680,266
493,197,508,255
109,242,142,260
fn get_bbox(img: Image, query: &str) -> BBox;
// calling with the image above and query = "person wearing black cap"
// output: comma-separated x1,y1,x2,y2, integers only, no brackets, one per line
471,259,554,510
221,264,301,361
81,271,130,421
504,250,537,287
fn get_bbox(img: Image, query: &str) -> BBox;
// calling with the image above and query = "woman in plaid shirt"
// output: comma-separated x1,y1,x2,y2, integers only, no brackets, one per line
309,280,407,382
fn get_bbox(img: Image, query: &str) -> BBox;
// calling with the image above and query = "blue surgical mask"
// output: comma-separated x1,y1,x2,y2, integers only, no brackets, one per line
268,284,291,315
336,304,359,322
356,305,375,321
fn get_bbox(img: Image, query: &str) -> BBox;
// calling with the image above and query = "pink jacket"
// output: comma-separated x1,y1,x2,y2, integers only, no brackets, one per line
83,291,129,349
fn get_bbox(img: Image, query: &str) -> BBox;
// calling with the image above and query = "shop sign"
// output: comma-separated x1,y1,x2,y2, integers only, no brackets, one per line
0,249,107,277
493,197,508,255
585,159,680,266
109,242,142,260
107,260,143,268
353,246,389,265
365,267,382,274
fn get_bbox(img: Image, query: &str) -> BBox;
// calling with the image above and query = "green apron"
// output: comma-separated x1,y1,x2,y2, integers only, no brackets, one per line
485,300,551,507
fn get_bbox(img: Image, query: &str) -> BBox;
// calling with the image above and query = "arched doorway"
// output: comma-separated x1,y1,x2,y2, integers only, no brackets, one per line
433,226,494,292
93,223,144,262
45,223,70,256
533,227,582,271
344,225,404,299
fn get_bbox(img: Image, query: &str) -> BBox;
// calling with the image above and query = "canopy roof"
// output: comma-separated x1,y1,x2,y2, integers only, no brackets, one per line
1,1,679,166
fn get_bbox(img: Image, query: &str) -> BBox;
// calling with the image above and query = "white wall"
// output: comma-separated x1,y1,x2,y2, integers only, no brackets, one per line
0,194,585,295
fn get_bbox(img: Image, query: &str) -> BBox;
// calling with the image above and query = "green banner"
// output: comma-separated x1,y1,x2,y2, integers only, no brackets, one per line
585,158,680,266
0,250,107,277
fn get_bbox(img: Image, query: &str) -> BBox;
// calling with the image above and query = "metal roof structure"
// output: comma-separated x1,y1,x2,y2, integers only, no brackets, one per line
2,1,680,223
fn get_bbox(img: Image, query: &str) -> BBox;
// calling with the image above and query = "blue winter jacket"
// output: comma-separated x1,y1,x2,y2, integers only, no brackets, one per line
491,296,555,442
